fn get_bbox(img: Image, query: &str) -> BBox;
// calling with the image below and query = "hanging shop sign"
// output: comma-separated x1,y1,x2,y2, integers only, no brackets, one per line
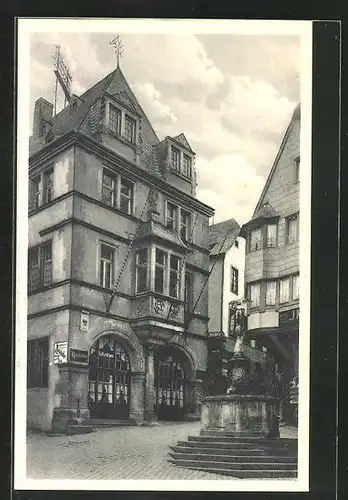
80,310,90,332
53,341,68,364
69,348,89,365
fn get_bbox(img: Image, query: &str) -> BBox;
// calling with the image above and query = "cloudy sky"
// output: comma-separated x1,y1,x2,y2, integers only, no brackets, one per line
29,31,300,225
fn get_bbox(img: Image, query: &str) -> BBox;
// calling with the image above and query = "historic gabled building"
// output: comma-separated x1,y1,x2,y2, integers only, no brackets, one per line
27,64,214,432
241,104,300,424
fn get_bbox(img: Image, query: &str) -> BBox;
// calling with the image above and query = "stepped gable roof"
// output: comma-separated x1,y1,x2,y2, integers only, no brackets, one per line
208,218,241,256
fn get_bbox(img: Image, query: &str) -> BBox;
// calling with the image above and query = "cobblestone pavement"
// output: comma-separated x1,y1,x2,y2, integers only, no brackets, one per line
26,422,297,481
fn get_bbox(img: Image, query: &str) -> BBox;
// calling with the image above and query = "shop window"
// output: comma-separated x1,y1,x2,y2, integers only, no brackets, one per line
27,337,49,388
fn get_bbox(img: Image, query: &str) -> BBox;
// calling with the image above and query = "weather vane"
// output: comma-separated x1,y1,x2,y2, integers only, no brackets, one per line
110,35,124,68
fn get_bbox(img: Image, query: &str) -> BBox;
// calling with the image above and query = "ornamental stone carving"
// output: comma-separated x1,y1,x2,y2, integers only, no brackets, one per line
169,303,180,319
153,298,166,315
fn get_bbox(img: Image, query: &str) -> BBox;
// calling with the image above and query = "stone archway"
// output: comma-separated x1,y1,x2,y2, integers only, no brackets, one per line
154,344,196,421
88,330,145,422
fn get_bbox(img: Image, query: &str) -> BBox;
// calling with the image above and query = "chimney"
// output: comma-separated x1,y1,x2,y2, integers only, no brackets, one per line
33,98,53,137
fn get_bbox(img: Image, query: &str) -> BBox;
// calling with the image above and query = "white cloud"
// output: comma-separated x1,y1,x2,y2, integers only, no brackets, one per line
196,155,265,224
134,83,178,124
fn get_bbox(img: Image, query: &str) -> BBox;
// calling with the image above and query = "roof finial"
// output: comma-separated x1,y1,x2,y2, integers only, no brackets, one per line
110,34,124,68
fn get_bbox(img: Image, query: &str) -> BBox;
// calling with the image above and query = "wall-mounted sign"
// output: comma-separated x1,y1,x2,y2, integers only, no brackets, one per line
80,310,90,332
53,341,68,364
69,348,89,365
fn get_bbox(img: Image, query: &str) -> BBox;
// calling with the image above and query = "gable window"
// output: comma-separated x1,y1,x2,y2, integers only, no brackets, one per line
166,202,179,231
124,114,136,144
100,243,115,289
266,281,277,305
180,209,191,241
250,228,262,251
27,338,49,389
295,156,300,183
120,177,134,214
155,248,167,294
250,283,260,308
182,154,192,178
28,242,52,292
109,104,122,135
230,267,239,295
171,147,180,171
286,214,299,244
292,274,300,300
280,277,290,303
266,224,277,248
135,248,148,294
101,168,135,215
29,167,54,211
184,272,194,313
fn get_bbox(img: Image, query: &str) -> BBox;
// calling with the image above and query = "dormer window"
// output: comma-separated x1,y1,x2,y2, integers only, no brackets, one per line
171,147,180,172
182,154,192,178
124,114,136,144
107,101,138,146
109,104,122,135
170,144,193,180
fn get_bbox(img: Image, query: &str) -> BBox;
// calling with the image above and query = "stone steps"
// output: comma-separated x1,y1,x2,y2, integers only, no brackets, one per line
169,433,298,479
169,451,297,463
174,465,298,479
85,419,138,428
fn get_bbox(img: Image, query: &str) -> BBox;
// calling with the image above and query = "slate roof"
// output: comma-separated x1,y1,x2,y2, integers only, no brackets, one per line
251,202,279,221
208,218,241,256
137,219,189,251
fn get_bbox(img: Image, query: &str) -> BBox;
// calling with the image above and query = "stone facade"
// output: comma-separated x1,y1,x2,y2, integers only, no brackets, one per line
27,66,214,432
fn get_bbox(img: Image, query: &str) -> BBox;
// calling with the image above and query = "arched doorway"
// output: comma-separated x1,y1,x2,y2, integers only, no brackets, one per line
155,348,186,421
88,335,131,419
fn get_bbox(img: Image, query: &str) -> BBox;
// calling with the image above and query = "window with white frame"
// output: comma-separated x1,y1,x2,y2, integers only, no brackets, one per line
101,168,135,215
230,266,239,295
182,154,192,178
28,242,52,291
250,283,260,308
250,228,262,251
135,248,148,294
266,280,277,305
266,224,277,248
166,202,179,231
279,277,290,303
29,167,54,211
180,209,191,241
292,274,300,300
171,147,180,171
100,243,115,289
286,214,299,243
109,104,122,135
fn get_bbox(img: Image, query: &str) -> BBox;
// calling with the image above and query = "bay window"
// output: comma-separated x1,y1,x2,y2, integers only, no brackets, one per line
250,228,262,251
266,224,277,248
266,281,277,305
250,283,260,308
135,248,148,293
292,274,300,300
286,214,299,243
169,255,180,298
155,249,167,294
280,277,290,303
